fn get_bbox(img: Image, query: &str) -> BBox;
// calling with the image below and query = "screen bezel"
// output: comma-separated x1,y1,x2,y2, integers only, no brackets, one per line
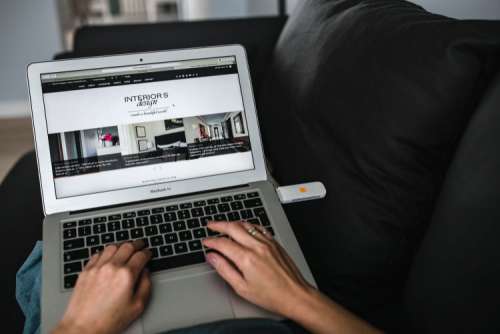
28,45,267,215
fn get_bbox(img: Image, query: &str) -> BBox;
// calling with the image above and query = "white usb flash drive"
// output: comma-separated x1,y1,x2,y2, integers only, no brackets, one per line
276,182,327,204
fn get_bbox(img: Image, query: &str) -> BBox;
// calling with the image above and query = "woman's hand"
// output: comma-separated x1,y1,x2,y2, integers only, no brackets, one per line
53,239,152,334
203,221,382,334
202,221,313,318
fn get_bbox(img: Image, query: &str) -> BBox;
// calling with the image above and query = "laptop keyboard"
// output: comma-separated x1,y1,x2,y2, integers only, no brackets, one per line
61,191,274,290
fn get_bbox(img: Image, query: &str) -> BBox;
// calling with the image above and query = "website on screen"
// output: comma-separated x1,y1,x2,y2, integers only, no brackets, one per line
41,57,254,198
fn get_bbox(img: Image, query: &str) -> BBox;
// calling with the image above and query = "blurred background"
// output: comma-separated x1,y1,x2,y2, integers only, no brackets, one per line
0,0,499,182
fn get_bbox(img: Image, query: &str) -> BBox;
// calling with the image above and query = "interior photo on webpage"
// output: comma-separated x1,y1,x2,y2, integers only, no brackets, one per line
48,111,251,178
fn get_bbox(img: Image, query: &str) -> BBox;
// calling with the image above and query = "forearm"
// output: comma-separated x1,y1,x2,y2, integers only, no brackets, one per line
286,287,383,334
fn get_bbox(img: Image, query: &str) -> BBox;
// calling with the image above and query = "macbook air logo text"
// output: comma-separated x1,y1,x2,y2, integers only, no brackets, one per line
150,186,171,194
124,92,169,107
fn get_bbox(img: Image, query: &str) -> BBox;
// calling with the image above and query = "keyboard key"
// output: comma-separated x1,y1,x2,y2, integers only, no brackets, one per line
208,229,220,237
247,192,259,198
131,228,144,238
180,203,192,209
63,221,77,228
64,248,89,262
240,209,253,219
145,226,158,236
147,251,205,272
107,221,121,232
63,228,77,240
159,223,172,234
122,219,135,229
178,210,190,219
174,242,188,254
221,196,232,202
244,198,263,208
191,208,204,217
86,235,100,246
93,216,107,223
207,198,219,204
159,245,173,257
64,274,78,289
142,238,150,247
204,205,217,215
194,200,206,207
231,201,244,210
188,240,202,251
152,207,164,214
214,214,227,221
179,230,193,241
248,218,260,225
227,212,240,221
123,212,136,218
78,226,91,237
150,247,159,259
90,245,104,255
254,208,271,226
78,219,92,226
165,205,179,211
217,203,230,213
200,216,212,226
234,194,246,200
164,233,178,244
136,217,149,226
63,238,84,250
108,214,121,221
101,233,115,244
116,230,130,241
138,210,150,216
64,261,82,274
150,214,163,224
164,212,177,222
150,235,164,246
193,228,207,239
93,223,106,234
187,218,200,229
173,221,187,231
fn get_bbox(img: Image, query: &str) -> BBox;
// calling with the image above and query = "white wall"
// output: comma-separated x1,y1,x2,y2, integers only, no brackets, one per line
0,0,63,118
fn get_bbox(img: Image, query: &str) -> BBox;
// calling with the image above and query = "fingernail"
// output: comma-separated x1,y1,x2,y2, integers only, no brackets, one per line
206,253,217,266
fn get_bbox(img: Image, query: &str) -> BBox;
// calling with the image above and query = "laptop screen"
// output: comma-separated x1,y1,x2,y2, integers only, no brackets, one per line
40,56,254,199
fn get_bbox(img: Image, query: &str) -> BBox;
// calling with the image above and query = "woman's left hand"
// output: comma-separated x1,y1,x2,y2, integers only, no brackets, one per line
202,221,313,318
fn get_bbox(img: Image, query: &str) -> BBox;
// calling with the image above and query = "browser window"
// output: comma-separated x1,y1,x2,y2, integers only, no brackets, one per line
41,56,254,198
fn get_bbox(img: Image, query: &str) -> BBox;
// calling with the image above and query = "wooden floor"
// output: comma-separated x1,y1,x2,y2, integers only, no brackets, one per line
0,118,34,183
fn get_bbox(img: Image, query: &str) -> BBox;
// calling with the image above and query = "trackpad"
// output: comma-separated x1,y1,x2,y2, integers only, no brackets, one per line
142,272,234,333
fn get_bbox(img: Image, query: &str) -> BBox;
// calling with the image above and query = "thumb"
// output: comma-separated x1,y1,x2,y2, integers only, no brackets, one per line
131,269,152,318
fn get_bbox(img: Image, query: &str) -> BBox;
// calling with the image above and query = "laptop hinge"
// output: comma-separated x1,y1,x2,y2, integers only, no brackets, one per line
69,184,251,215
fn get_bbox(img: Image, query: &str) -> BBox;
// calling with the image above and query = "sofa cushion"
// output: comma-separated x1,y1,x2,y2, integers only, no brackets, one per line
259,0,500,326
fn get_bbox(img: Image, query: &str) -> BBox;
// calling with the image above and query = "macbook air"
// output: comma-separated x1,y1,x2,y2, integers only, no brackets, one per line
27,45,316,334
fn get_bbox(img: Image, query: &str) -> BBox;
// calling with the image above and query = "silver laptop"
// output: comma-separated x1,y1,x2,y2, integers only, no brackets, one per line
27,45,316,334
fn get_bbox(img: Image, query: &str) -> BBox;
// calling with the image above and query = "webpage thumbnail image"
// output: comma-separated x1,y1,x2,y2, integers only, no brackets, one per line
48,111,251,178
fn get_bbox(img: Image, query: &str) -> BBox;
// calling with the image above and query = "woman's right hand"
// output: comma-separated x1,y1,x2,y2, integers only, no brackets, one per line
202,221,314,317
203,221,382,334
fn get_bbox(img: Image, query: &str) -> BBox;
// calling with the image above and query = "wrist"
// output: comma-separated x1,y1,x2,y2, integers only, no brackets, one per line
284,284,329,324
53,317,95,334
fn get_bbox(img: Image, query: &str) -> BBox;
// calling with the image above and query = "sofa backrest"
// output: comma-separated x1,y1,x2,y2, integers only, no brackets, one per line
404,71,500,333
62,17,286,101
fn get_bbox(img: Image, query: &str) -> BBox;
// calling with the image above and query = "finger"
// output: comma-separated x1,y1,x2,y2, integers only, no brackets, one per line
206,252,246,292
254,225,274,240
131,269,152,318
241,222,269,244
207,221,262,249
126,248,152,282
84,252,100,270
112,239,146,265
96,244,119,267
202,236,248,266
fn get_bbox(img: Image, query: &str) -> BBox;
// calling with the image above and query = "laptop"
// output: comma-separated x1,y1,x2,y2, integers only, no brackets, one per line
27,45,316,334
